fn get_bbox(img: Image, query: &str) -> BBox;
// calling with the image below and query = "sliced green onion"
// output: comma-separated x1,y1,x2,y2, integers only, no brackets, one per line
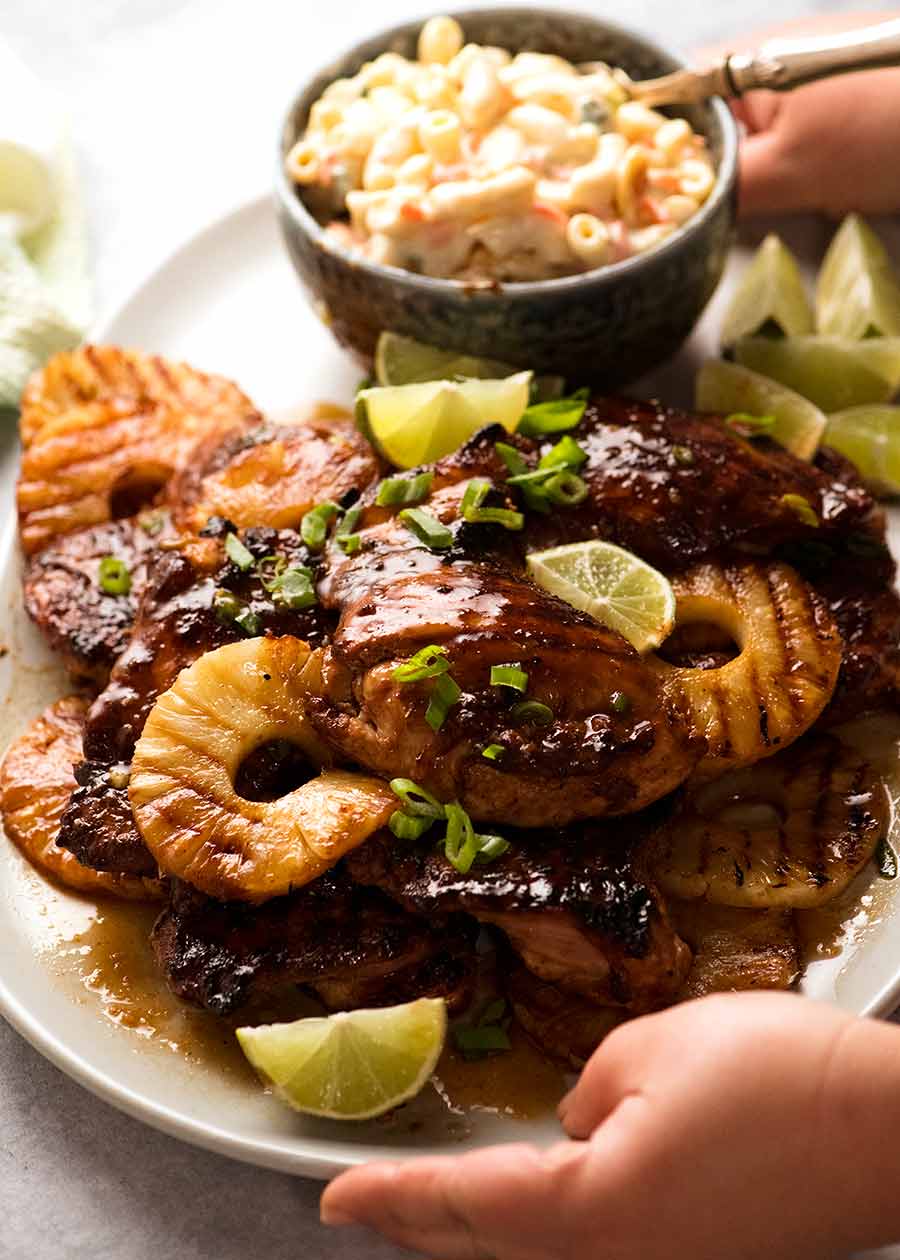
517,387,589,438
224,531,254,571
725,412,777,437
300,501,341,551
478,998,507,1026
399,507,453,550
544,470,588,506
138,509,167,536
672,444,695,466
495,442,529,477
443,802,479,873
389,778,445,819
876,837,898,880
460,478,524,531
212,587,242,622
539,434,587,471
97,555,131,596
425,671,461,732
234,606,261,636
273,566,317,610
610,691,631,715
389,810,435,841
490,664,528,693
335,505,362,553
453,1024,511,1054
336,533,362,554
474,834,510,863
511,700,554,726
393,644,450,683
376,471,433,507
482,744,505,761
781,493,819,529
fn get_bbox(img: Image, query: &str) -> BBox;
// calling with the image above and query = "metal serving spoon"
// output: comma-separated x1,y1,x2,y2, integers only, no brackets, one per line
602,17,900,108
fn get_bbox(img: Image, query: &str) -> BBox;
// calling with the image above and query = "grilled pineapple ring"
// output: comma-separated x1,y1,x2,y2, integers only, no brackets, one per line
129,636,396,902
0,697,162,900
653,735,888,909
654,562,841,780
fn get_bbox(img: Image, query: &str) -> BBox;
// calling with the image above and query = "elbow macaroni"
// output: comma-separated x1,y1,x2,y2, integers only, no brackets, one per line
287,15,717,280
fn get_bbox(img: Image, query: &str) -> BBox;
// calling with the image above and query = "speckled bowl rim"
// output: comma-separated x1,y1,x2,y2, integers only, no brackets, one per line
274,6,740,298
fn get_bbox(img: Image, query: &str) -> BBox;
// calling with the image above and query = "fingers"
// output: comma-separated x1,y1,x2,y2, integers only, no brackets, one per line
557,1017,647,1140
737,130,809,219
321,1142,589,1260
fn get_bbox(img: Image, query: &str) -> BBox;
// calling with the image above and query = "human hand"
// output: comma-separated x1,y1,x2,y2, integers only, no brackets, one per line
697,13,900,217
321,991,899,1260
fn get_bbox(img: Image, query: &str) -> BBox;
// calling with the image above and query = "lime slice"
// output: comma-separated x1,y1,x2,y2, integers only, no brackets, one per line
236,998,447,1121
733,336,900,413
816,215,900,339
375,332,520,386
695,359,826,460
526,540,675,653
823,406,900,497
720,234,814,346
359,372,532,468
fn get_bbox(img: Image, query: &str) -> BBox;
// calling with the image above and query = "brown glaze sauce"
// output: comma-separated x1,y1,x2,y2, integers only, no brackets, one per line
12,859,566,1123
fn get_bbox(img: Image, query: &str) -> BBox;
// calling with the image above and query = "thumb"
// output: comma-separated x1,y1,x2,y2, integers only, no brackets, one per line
558,1018,647,1140
737,130,807,218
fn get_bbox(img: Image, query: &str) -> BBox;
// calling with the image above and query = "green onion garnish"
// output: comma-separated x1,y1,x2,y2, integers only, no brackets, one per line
539,434,587,471
212,588,260,635
482,744,505,761
475,834,510,862
389,778,445,818
376,471,433,507
495,442,529,477
460,478,524,531
138,510,167,536
781,493,819,529
511,700,554,726
399,507,453,550
394,644,450,682
336,533,361,554
443,802,479,874
517,387,589,438
335,505,362,554
234,606,261,635
300,501,341,551
97,555,131,596
389,810,434,841
425,671,461,732
224,531,254,571
490,664,528,693
610,691,631,715
672,444,695,466
274,566,317,609
725,412,777,437
453,1025,511,1054
544,470,588,506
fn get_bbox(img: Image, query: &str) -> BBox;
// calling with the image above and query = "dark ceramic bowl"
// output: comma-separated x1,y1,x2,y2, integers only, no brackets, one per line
275,8,738,387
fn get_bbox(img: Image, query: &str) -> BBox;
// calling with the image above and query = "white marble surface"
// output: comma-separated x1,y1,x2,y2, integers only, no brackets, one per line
0,2,892,1258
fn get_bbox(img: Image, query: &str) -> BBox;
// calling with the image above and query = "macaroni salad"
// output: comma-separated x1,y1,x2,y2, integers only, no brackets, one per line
287,16,717,282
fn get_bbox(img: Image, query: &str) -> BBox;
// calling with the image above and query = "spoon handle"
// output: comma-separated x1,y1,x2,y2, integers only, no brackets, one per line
728,17,900,94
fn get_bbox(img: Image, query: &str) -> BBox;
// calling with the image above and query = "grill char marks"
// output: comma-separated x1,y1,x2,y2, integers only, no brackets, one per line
345,829,691,1011
23,517,161,685
56,759,157,879
152,873,476,1016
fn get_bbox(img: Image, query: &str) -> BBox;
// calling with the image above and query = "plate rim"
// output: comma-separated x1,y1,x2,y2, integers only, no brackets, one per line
4,194,900,1182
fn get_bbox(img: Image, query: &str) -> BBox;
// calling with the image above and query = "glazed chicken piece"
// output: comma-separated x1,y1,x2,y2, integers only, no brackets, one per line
18,346,261,553
23,516,164,685
345,826,691,1012
669,900,799,999
152,873,476,1016
502,959,624,1066
312,561,697,826
168,408,383,534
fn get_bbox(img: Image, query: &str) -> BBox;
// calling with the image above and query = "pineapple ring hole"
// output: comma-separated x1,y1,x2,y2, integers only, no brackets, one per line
657,619,740,670
109,461,172,518
234,737,318,802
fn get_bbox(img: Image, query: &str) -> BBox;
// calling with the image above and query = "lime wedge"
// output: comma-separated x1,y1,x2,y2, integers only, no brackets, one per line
823,406,900,497
816,215,900,338
236,998,447,1121
733,336,900,413
359,372,532,468
695,359,826,460
526,540,675,653
375,332,520,386
720,234,813,346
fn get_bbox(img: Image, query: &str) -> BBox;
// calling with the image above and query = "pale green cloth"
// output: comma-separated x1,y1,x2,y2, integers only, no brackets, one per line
0,45,91,408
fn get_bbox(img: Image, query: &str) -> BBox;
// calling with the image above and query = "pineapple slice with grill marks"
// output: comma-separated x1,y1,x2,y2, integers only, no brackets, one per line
653,562,842,781
17,345,260,554
129,636,397,902
0,697,162,899
652,735,887,909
